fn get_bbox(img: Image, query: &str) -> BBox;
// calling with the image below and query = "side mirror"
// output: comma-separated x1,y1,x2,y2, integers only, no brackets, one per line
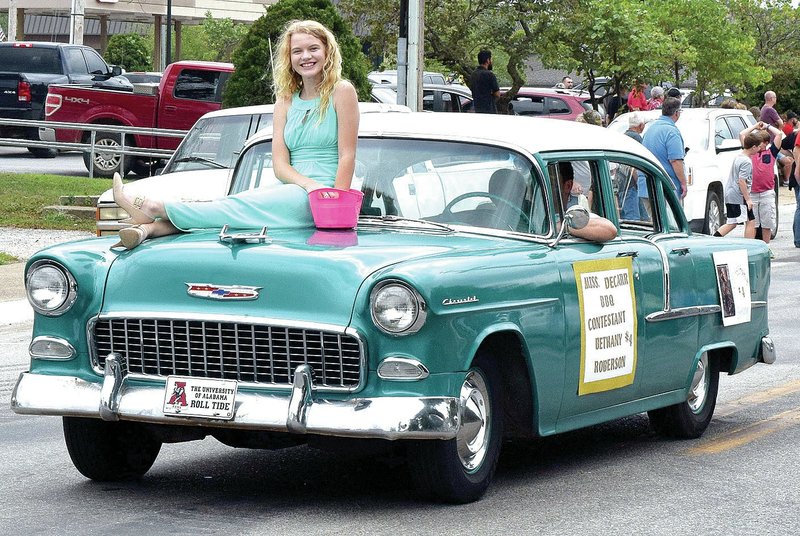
550,205,590,247
110,65,123,77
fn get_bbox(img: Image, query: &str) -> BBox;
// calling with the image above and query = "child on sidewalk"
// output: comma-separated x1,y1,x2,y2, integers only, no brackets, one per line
750,123,783,243
716,128,761,238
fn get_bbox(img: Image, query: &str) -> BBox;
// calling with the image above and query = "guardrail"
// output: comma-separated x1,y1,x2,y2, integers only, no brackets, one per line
0,117,188,178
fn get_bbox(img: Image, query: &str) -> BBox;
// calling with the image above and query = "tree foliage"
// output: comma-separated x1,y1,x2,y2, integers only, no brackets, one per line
730,0,800,112
104,34,151,72
180,12,250,63
222,0,371,108
535,0,669,108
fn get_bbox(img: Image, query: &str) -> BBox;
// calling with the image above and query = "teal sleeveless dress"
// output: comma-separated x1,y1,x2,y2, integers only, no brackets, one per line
164,92,339,230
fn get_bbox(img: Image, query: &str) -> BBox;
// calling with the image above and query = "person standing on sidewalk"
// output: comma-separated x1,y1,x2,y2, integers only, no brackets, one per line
469,50,499,114
717,130,760,239
746,122,782,244
643,97,687,199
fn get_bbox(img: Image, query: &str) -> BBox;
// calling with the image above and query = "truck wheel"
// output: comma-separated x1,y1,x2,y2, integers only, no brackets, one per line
406,356,504,503
648,353,719,439
83,131,129,178
28,147,57,158
63,417,161,481
701,190,723,235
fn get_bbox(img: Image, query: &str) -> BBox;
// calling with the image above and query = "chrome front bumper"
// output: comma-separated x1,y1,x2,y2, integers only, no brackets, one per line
11,361,461,440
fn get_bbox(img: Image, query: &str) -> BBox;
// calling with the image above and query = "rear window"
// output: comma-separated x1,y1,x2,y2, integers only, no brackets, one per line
0,47,61,73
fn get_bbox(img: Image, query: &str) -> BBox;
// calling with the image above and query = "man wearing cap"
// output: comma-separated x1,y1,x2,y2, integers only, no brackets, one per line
643,97,687,199
617,113,646,219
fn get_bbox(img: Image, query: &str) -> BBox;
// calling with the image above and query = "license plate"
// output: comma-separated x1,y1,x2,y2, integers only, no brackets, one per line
163,376,237,420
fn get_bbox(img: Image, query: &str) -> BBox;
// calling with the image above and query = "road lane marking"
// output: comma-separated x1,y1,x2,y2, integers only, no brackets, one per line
688,409,800,455
714,379,800,418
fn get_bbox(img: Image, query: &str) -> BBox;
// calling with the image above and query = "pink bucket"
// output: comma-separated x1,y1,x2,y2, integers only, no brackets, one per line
308,188,364,229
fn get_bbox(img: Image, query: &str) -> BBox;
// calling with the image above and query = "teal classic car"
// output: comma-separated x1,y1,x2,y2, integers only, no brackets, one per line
12,113,774,503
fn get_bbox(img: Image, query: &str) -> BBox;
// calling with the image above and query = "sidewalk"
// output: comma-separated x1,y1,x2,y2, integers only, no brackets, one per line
0,262,32,325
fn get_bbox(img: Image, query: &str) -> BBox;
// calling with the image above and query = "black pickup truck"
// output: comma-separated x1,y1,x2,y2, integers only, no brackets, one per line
0,41,130,157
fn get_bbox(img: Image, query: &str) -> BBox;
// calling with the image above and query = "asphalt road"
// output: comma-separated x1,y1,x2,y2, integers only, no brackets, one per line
0,146,91,177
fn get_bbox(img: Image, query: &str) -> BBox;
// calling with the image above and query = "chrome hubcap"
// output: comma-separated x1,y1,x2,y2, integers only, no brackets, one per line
688,354,709,413
708,201,721,235
94,138,121,171
456,371,490,471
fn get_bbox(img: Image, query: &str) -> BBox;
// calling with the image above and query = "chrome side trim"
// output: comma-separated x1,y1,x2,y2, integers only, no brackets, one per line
646,305,721,322
11,372,461,440
647,301,767,322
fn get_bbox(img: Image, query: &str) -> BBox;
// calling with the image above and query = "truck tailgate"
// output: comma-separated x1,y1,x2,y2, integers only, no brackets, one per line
0,72,29,113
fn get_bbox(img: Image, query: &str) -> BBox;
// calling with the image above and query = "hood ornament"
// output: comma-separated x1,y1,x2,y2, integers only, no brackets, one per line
186,283,262,300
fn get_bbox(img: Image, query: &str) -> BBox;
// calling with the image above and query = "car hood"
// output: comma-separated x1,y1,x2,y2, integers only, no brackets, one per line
100,227,507,326
97,168,231,204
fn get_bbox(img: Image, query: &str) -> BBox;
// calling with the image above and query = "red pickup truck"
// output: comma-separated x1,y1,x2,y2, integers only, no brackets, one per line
42,60,234,177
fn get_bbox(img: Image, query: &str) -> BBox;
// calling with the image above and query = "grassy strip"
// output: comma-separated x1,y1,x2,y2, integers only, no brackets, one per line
0,252,17,266
0,172,111,232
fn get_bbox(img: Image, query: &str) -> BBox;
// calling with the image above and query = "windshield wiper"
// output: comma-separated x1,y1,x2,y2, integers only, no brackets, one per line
172,156,227,169
360,214,454,232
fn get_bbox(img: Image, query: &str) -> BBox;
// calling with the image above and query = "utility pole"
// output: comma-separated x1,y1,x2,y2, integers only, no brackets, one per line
397,0,424,111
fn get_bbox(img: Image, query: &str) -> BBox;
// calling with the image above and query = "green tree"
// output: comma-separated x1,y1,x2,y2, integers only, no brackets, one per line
222,0,371,107
535,0,669,110
180,12,250,62
731,0,800,111
653,0,767,106
104,34,151,72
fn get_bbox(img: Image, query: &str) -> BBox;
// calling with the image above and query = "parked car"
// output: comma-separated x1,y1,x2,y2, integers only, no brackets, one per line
41,60,234,177
608,108,772,236
368,69,447,85
371,83,473,112
94,102,411,236
0,41,128,158
13,113,774,504
501,87,600,121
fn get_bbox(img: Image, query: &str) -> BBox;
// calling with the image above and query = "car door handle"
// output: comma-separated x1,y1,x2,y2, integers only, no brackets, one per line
616,251,638,258
164,105,177,112
671,247,690,256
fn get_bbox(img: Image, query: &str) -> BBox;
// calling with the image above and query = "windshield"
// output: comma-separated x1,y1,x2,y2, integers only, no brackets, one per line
163,113,273,174
0,47,61,73
228,138,550,235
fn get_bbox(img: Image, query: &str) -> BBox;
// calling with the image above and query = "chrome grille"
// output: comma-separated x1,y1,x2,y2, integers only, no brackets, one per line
92,318,363,390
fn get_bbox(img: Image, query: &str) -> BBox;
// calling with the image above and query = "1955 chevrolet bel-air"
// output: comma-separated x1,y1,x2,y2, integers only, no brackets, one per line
12,113,774,503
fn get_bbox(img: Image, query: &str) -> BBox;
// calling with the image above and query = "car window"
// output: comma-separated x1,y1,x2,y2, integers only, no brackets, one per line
724,115,748,140
83,49,108,75
0,47,61,73
512,96,545,116
174,69,224,102
714,117,735,146
165,114,263,173
230,138,550,235
64,48,88,74
546,97,571,115
547,159,608,221
609,159,657,231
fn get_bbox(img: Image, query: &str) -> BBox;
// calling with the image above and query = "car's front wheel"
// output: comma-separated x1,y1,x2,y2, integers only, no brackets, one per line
648,353,719,439
63,417,162,481
406,356,504,503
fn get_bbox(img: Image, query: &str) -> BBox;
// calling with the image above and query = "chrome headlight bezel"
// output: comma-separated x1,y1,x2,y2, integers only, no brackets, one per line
26,260,78,316
370,279,427,336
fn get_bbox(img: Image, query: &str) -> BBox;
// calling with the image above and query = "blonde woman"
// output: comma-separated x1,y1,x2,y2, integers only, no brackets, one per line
112,20,359,249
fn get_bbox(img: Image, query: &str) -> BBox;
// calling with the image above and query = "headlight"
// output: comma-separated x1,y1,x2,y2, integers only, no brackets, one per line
97,205,130,221
370,280,427,335
26,260,77,316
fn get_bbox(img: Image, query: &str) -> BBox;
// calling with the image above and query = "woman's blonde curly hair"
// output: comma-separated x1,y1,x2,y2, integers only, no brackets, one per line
273,20,342,121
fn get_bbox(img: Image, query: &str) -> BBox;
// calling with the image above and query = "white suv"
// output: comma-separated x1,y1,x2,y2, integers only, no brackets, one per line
608,108,775,236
